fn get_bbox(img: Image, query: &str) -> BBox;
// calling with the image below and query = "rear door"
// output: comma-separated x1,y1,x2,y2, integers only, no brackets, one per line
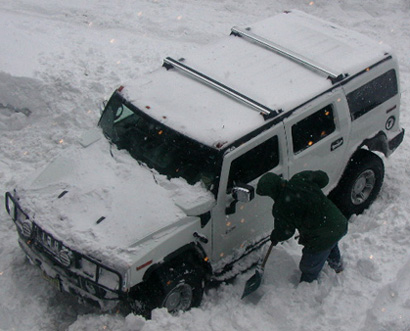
284,88,351,193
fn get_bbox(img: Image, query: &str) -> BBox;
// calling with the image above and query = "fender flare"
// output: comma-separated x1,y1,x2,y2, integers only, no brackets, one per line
361,131,388,156
142,242,211,283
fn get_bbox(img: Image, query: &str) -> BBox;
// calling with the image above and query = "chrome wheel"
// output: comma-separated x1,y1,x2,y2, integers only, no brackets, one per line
162,283,193,313
351,169,376,205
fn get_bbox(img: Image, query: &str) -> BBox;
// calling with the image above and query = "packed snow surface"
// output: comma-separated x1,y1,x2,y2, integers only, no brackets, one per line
1,0,410,330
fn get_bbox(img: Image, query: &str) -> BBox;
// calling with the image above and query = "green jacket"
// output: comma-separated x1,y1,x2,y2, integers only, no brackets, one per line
257,171,348,252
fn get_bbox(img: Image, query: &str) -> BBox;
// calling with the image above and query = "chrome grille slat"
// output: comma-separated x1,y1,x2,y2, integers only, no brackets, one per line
34,225,69,266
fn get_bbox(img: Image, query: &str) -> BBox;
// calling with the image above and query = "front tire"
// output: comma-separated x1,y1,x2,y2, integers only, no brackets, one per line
158,262,204,314
330,150,384,218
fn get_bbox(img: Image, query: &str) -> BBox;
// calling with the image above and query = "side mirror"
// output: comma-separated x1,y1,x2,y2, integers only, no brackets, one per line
232,183,255,203
226,183,255,215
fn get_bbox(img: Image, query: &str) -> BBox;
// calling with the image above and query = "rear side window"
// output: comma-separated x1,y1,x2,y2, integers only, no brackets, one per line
347,69,398,120
292,104,336,154
228,136,279,190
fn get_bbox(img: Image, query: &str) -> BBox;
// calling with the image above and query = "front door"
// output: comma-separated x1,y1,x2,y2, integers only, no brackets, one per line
211,123,287,265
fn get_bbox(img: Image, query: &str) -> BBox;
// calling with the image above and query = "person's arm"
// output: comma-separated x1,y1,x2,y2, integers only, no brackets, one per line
270,212,296,245
310,170,329,188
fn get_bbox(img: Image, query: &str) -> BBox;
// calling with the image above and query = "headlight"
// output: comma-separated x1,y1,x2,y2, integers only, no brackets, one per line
5,192,30,225
98,267,120,290
5,192,16,220
122,272,129,292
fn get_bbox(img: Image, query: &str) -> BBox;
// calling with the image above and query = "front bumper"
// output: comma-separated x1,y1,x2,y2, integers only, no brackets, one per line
18,237,121,311
5,192,125,311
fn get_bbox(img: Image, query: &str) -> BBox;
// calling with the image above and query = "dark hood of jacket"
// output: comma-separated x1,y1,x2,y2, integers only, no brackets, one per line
256,173,286,201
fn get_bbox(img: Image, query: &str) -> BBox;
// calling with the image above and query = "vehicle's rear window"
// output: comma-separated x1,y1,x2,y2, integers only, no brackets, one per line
346,69,398,120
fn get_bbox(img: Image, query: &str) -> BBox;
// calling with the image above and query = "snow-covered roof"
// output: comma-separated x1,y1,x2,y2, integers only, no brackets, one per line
124,10,391,149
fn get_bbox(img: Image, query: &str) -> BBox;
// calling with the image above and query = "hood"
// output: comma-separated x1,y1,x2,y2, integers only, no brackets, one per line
18,132,215,264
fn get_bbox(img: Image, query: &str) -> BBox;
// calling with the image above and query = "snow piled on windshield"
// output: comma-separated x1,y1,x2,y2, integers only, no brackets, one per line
1,0,410,330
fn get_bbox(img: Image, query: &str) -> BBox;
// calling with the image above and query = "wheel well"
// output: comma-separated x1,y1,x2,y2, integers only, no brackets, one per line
361,131,389,156
127,243,211,316
347,148,384,169
141,243,211,284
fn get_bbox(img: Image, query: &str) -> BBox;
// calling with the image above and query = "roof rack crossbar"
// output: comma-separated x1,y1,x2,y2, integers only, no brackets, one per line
163,57,278,120
231,26,343,82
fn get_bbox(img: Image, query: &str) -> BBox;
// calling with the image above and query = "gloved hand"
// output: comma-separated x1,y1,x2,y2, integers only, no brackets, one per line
270,231,279,246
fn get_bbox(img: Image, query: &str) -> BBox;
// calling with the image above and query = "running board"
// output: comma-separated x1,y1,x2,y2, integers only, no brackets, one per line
163,57,279,120
231,26,346,84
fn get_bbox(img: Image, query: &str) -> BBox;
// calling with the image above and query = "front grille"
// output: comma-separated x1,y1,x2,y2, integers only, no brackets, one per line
7,194,123,302
33,225,73,267
22,223,122,300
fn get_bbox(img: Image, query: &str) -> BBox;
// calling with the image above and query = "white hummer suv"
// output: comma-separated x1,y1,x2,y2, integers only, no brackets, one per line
5,10,404,316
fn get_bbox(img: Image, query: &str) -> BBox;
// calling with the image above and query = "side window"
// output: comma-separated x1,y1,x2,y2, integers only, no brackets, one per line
346,69,398,120
228,136,279,190
292,104,336,154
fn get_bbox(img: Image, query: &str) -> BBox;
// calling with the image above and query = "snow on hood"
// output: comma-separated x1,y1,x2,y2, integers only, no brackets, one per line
17,131,214,264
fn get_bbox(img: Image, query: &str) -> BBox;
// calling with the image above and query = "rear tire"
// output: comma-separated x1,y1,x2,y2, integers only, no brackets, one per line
329,150,384,218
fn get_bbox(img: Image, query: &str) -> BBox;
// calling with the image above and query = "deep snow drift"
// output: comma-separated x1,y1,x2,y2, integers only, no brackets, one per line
1,0,410,330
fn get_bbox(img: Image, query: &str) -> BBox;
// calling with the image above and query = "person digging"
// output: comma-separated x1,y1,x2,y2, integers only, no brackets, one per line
256,170,348,283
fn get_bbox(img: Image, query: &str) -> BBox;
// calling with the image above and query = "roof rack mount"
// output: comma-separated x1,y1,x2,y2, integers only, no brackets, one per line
163,57,279,120
231,26,345,84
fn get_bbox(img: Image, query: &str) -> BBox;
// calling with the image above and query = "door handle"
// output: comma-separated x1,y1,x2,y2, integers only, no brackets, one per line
331,137,344,151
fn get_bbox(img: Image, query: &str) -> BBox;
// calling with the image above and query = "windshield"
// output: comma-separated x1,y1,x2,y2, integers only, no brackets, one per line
99,93,221,191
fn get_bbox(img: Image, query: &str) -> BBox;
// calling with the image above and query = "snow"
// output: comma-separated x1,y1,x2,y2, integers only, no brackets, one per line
126,9,392,148
0,0,409,330
249,9,391,76
16,136,195,265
